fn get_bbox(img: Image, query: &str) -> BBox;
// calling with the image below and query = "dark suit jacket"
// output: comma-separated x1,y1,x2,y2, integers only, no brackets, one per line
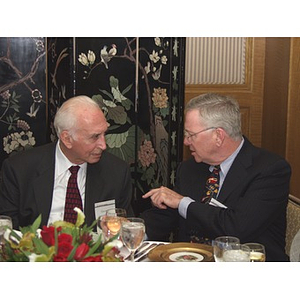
0,143,133,229
142,137,292,261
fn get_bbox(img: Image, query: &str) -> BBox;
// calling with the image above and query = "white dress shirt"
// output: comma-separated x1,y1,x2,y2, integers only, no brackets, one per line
47,142,87,225
178,138,245,218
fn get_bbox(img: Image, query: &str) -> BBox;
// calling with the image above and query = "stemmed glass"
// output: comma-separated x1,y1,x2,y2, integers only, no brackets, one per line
97,208,127,241
213,236,240,262
120,217,145,262
244,243,266,262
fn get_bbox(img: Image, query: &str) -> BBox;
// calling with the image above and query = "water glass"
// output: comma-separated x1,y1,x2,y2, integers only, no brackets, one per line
213,236,240,262
223,244,251,262
120,217,145,262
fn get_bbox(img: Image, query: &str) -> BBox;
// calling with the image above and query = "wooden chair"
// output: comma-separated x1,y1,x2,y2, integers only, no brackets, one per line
285,195,300,258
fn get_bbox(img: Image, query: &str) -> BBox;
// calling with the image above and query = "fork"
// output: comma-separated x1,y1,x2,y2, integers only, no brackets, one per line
134,243,164,262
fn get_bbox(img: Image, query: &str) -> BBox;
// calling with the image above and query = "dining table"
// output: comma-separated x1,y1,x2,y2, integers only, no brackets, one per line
124,240,215,262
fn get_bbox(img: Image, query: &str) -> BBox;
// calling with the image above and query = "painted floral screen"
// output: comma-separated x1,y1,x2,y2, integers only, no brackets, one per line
1,37,185,215
0,37,47,163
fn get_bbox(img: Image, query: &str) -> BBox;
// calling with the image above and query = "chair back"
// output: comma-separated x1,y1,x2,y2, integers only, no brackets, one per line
285,195,300,258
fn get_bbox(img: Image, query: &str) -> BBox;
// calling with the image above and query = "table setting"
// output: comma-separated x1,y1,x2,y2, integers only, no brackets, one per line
0,208,266,262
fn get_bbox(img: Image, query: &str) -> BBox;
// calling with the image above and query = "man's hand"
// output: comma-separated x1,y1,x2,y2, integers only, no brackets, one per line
142,186,183,209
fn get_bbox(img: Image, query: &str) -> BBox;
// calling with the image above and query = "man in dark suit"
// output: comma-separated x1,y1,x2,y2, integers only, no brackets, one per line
0,95,133,229
142,93,291,261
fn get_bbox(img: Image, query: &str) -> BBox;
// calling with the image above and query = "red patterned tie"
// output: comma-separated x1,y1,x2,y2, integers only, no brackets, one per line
64,165,83,223
201,165,221,204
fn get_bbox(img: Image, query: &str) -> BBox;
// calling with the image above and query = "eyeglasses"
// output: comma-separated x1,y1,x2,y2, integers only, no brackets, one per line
184,127,216,141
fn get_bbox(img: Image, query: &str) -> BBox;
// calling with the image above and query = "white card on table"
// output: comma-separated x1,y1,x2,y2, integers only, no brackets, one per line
94,199,115,219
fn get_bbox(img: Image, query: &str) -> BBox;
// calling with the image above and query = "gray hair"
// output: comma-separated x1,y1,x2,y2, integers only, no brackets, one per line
185,93,242,140
54,95,100,138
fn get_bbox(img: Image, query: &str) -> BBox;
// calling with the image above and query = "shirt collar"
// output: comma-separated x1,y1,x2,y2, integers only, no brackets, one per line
55,141,87,177
217,137,244,176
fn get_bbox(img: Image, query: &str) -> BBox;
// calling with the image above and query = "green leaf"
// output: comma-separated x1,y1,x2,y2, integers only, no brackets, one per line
109,76,119,88
86,219,98,231
20,214,42,234
33,237,49,254
99,89,114,100
31,215,42,232
107,105,127,125
54,226,58,253
86,234,104,256
122,83,133,95
67,243,78,261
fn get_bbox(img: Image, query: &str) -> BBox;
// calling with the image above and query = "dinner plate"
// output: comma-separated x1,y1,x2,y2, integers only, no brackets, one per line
147,242,214,262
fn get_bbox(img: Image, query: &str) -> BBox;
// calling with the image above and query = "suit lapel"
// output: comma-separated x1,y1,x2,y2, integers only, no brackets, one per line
32,144,56,226
84,163,102,225
218,138,254,204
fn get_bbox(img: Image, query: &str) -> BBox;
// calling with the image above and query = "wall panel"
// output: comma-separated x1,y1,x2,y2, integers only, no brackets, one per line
184,38,265,160
286,38,300,199
185,37,247,84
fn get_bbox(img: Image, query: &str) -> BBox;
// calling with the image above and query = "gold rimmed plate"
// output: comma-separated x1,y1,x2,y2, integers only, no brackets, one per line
148,242,214,262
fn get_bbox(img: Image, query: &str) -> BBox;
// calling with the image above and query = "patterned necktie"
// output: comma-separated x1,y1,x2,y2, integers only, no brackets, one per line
64,165,83,224
201,165,221,204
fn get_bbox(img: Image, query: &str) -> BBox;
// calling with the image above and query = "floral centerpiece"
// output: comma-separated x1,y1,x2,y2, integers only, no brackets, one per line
0,208,123,262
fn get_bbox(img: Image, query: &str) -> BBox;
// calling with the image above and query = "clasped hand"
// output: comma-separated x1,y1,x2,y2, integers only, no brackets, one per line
142,186,183,209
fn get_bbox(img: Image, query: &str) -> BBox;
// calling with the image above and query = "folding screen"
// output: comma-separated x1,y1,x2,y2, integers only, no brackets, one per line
47,37,185,214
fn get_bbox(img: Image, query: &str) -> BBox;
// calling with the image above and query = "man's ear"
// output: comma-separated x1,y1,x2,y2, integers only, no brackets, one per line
60,131,73,149
215,128,225,147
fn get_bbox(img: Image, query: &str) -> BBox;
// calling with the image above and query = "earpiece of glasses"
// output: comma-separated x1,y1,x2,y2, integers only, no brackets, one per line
184,127,216,140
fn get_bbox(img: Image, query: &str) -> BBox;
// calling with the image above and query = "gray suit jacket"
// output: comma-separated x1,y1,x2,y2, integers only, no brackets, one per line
142,137,292,261
0,143,133,228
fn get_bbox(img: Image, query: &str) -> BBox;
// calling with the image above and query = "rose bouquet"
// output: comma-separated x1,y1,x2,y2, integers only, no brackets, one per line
0,208,123,262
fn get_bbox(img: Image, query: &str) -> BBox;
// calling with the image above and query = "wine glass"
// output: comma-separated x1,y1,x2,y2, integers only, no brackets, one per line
97,208,127,241
120,217,145,262
213,236,240,262
223,244,251,262
97,215,122,241
0,215,13,246
244,243,266,262
106,208,127,224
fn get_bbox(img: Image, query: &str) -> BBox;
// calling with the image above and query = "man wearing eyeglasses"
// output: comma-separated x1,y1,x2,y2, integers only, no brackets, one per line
142,93,291,262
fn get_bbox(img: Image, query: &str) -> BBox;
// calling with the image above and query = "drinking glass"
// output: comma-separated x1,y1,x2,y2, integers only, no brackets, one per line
106,208,127,223
120,217,145,262
244,243,266,262
0,215,13,246
223,244,251,262
213,236,240,262
97,215,122,241
97,208,127,241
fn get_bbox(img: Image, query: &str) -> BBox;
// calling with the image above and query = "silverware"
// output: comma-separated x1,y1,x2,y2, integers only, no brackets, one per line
134,243,159,262
134,243,166,262
133,242,152,259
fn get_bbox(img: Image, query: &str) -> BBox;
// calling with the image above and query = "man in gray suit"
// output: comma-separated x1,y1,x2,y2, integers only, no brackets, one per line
0,95,133,229
142,93,291,261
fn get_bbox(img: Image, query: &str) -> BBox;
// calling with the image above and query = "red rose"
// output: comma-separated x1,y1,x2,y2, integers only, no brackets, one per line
53,254,69,262
58,233,73,244
74,243,90,261
82,255,103,262
40,226,55,246
57,241,73,258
